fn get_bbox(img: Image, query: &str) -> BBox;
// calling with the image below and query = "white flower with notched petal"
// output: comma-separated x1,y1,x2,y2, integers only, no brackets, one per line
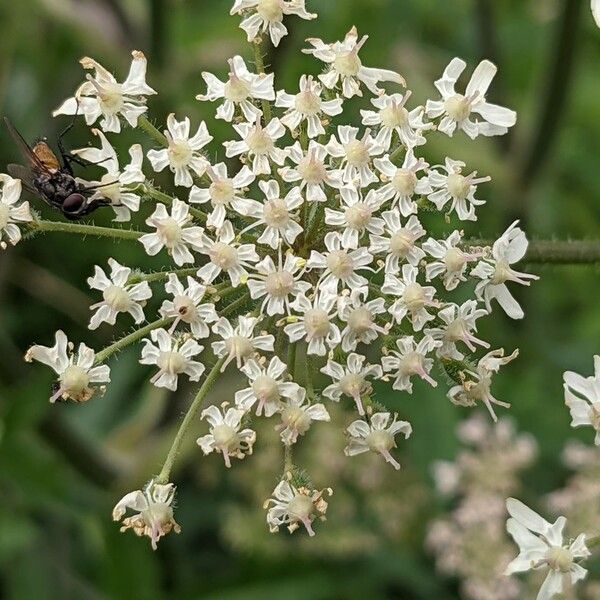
25,330,110,403
188,163,255,229
505,498,590,600
196,220,259,287
235,356,300,416
425,300,489,360
471,220,539,320
382,335,441,392
326,126,383,188
224,118,287,176
0,174,31,250
87,258,152,330
112,480,181,550
276,387,330,445
231,0,317,47
234,179,303,249
53,51,156,133
425,58,516,139
594,0,600,27
428,158,490,221
345,412,412,470
321,353,382,415
284,293,341,356
140,200,204,266
276,75,343,137
147,114,212,187
361,92,432,150
159,274,218,337
140,329,204,391
211,316,275,371
422,230,481,291
382,264,438,331
196,55,274,122
563,355,600,445
264,480,332,536
304,26,405,98
369,211,426,273
279,141,341,203
448,348,518,421
197,404,256,468
374,150,432,216
247,252,311,315
338,291,388,353
325,186,384,249
72,129,144,222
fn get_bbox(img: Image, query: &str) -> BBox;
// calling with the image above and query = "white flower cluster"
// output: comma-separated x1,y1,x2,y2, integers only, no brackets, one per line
7,1,540,549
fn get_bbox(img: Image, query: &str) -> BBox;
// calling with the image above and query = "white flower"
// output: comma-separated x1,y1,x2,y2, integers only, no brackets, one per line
264,480,332,536
425,300,489,360
196,55,274,122
382,264,437,331
112,480,181,550
425,58,516,139
72,129,144,222
447,348,518,421
0,174,31,249
235,356,300,416
159,274,218,337
304,26,405,98
211,316,274,371
279,141,341,203
422,230,480,290
25,330,110,403
87,258,152,330
381,335,441,392
307,232,372,294
428,158,490,221
224,118,287,175
345,412,412,470
53,51,156,133
231,0,317,47
337,291,388,352
140,329,204,391
247,252,311,315
321,353,382,415
196,220,259,286
197,404,256,467
284,293,341,356
147,114,212,187
471,220,539,319
276,387,330,445
505,498,590,600
361,92,432,150
276,75,343,137
369,211,426,272
234,179,303,249
188,163,255,229
373,150,432,216
563,355,600,445
325,186,384,249
594,0,600,27
326,126,383,188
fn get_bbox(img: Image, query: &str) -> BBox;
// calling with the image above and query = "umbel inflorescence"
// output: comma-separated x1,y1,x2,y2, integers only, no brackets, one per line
2,0,539,549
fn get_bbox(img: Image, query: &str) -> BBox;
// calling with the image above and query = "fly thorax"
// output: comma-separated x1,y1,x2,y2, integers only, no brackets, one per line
389,230,415,258
334,51,362,77
366,429,394,453
157,350,187,375
344,140,370,167
446,173,471,200
380,104,409,128
103,284,132,312
392,169,417,196
157,218,183,247
402,282,426,311
444,94,472,122
263,198,290,228
444,247,467,272
347,306,373,334
257,0,283,22
210,242,239,270
252,375,280,403
60,364,90,396
265,270,294,297
209,179,235,205
295,90,322,116
303,308,331,339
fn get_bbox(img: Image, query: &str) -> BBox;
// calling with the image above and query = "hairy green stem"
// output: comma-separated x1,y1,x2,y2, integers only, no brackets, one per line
143,184,207,223
155,356,226,483
128,267,199,285
28,219,142,241
253,38,272,122
137,114,168,146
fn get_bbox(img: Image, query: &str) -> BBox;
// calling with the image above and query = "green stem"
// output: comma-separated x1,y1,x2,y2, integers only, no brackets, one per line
94,317,172,364
287,341,297,379
283,444,293,476
221,292,250,316
127,267,198,285
28,219,142,241
156,356,226,483
253,38,272,122
137,114,168,146
143,184,207,223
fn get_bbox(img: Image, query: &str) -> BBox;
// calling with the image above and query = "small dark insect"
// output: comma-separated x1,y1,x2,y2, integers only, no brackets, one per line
3,117,111,220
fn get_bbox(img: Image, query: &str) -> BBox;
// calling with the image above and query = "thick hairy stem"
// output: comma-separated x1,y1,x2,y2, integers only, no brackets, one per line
155,356,226,483
127,267,199,285
137,114,169,146
253,37,273,122
28,219,142,241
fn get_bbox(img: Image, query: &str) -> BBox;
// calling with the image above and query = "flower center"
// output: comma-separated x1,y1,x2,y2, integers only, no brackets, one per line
224,76,251,103
257,0,283,22
210,179,235,205
211,242,239,270
399,352,423,376
60,365,90,396
326,249,354,279
168,141,193,168
444,247,467,272
392,169,417,196
491,260,512,285
157,218,183,247
345,140,370,167
212,424,239,449
446,173,471,199
103,284,132,312
0,204,11,228
444,94,472,121
295,90,322,116
157,351,187,375
303,308,331,339
297,156,327,184
345,202,372,229
247,129,274,155
263,198,290,228
380,104,408,128
265,270,294,297
545,546,574,573
339,373,365,398
389,230,414,258
444,318,467,342
347,307,373,334
334,51,361,76
366,430,394,453
287,493,314,520
402,282,426,311
281,406,312,435
141,503,174,530
98,82,125,114
252,374,280,403
173,295,197,322
225,335,254,360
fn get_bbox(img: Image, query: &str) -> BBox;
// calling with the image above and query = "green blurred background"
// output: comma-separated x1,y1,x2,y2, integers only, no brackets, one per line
1,0,599,598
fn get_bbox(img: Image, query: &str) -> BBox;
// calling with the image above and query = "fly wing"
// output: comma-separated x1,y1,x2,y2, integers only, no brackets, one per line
3,117,48,173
